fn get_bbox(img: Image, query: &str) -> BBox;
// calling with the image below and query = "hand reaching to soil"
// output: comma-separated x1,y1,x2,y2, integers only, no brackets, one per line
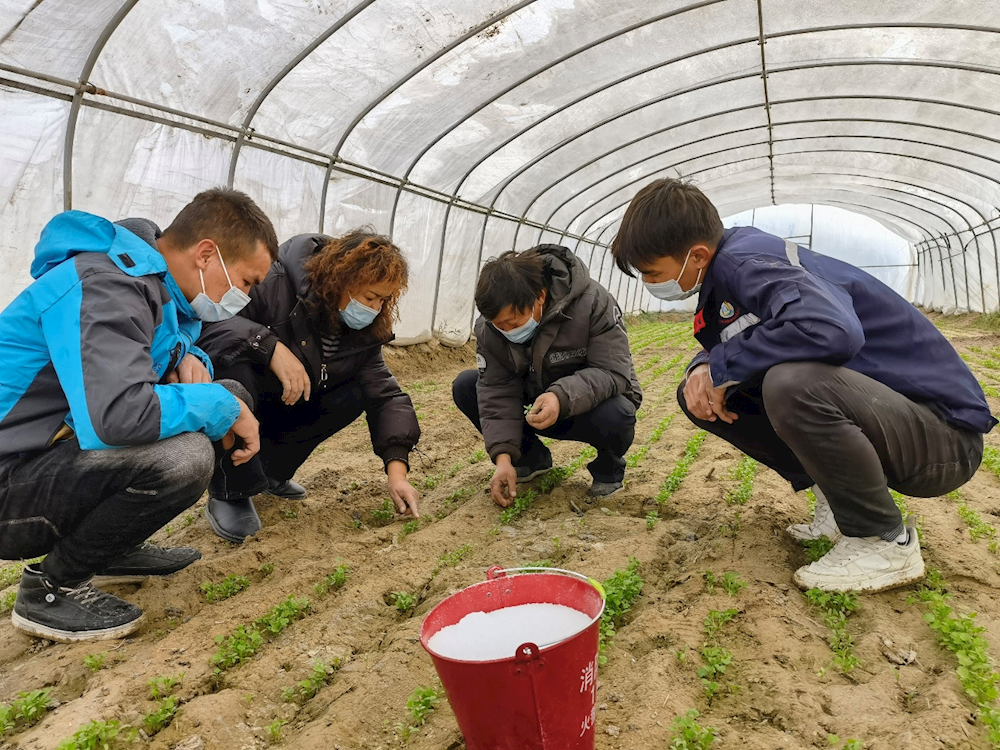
490,454,517,507
387,460,420,517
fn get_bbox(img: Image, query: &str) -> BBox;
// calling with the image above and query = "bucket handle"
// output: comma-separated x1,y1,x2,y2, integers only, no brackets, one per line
486,565,606,600
513,642,544,676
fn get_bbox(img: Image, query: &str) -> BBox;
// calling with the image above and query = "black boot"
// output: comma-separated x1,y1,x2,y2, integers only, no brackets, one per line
205,496,261,544
266,476,307,499
91,542,202,585
11,567,144,642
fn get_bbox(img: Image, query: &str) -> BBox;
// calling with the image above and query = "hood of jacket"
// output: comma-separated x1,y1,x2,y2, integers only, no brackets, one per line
278,233,328,298
535,244,590,322
31,211,166,280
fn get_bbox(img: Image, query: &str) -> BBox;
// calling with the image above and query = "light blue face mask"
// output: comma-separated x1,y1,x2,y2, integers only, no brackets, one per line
190,245,252,322
339,296,380,330
643,248,703,301
500,309,539,344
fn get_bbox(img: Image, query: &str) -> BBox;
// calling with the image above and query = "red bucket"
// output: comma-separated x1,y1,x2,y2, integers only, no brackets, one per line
420,566,606,750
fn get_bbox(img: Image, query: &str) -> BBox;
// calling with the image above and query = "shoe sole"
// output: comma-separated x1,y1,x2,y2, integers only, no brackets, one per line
589,485,624,499
204,506,256,545
517,467,553,482
792,559,926,593
11,610,145,643
265,490,307,500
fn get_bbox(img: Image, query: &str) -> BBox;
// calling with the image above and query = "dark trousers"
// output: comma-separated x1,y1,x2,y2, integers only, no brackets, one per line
0,432,214,584
452,369,636,484
210,361,365,500
0,378,256,583
678,361,983,537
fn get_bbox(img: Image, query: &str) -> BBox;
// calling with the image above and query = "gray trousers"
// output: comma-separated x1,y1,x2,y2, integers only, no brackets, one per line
0,379,249,584
678,361,984,538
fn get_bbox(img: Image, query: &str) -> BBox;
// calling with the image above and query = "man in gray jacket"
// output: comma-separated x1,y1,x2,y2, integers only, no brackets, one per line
452,245,641,505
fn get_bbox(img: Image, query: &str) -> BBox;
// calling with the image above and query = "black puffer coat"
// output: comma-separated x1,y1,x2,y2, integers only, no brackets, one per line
198,234,420,469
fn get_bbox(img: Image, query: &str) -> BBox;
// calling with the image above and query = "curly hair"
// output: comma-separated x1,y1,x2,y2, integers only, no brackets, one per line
303,228,409,341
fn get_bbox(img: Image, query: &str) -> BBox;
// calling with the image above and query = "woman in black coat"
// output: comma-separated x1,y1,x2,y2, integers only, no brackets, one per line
198,229,421,543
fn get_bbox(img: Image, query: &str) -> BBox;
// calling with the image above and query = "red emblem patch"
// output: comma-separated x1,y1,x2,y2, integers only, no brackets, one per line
693,309,706,334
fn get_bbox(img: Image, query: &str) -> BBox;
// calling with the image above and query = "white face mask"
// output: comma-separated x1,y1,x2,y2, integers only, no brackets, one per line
190,245,251,322
643,248,703,301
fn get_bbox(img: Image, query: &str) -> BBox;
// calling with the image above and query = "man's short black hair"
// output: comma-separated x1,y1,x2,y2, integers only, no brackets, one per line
611,178,724,276
476,249,546,320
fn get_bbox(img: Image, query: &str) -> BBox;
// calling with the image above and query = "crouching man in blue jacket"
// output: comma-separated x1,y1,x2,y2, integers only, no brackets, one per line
612,178,996,594
0,188,276,641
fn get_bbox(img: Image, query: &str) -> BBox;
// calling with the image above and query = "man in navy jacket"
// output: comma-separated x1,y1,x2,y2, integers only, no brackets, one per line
612,178,996,593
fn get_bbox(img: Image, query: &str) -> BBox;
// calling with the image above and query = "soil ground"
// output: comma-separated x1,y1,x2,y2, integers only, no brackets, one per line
4,312,1000,750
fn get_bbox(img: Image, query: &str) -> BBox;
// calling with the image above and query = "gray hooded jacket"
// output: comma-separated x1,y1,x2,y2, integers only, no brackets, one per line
474,245,641,463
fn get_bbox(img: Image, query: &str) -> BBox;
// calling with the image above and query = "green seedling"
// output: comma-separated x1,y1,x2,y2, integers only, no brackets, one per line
469,449,487,464
283,659,341,703
372,499,395,525
391,591,416,613
525,559,554,568
598,558,644,664
210,597,311,679
280,508,298,520
259,562,275,576
437,544,474,569
83,651,108,673
704,572,745,596
724,456,758,505
1,689,53,736
148,673,183,700
406,685,442,726
626,446,649,468
534,447,598,494
447,461,464,478
498,489,539,525
703,609,738,641
957,503,998,549
805,487,817,514
267,718,287,744
143,696,178,734
0,590,15,615
201,574,250,603
656,432,707,504
649,414,675,443
314,563,350,597
349,518,364,529
668,708,717,749
399,519,420,539
802,536,837,563
645,510,659,530
56,719,134,750
719,511,742,539
697,645,733,704
0,556,42,588
423,474,441,489
804,589,860,672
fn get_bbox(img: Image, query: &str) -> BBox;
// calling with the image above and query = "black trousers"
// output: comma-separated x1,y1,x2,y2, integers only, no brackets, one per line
0,379,256,583
678,361,983,537
210,361,365,500
452,369,636,484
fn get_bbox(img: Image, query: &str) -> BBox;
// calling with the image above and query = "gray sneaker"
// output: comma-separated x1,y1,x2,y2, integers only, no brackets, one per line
589,480,624,498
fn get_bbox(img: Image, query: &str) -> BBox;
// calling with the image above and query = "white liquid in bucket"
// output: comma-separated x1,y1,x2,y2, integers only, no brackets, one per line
429,603,592,661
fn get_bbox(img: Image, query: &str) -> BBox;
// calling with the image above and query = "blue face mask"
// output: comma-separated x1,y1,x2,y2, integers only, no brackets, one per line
643,248,703,301
500,309,539,344
339,296,380,330
190,245,251,322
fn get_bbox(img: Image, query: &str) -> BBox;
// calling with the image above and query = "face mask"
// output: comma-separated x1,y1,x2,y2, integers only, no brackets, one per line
643,248,703,301
190,245,251,322
339,296,380,330
500,308,539,344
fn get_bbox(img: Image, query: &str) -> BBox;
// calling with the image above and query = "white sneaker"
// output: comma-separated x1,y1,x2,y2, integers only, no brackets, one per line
787,486,842,542
792,521,924,593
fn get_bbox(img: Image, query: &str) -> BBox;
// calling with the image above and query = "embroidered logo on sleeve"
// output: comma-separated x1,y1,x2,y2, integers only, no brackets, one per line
476,353,487,371
719,301,735,320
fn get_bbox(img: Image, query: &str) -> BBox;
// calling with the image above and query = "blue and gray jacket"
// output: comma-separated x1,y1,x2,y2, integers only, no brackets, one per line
0,211,240,458
688,226,997,434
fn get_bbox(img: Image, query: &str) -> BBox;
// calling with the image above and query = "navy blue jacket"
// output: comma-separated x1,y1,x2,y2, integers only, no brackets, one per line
688,226,996,434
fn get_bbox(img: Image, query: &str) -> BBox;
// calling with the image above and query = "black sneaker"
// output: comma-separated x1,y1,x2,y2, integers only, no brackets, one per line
91,542,202,586
589,480,624,498
266,476,307,499
514,455,554,482
11,567,144,643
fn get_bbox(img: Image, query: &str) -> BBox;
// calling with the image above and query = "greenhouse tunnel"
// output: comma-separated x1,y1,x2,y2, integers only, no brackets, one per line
1,0,998,344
